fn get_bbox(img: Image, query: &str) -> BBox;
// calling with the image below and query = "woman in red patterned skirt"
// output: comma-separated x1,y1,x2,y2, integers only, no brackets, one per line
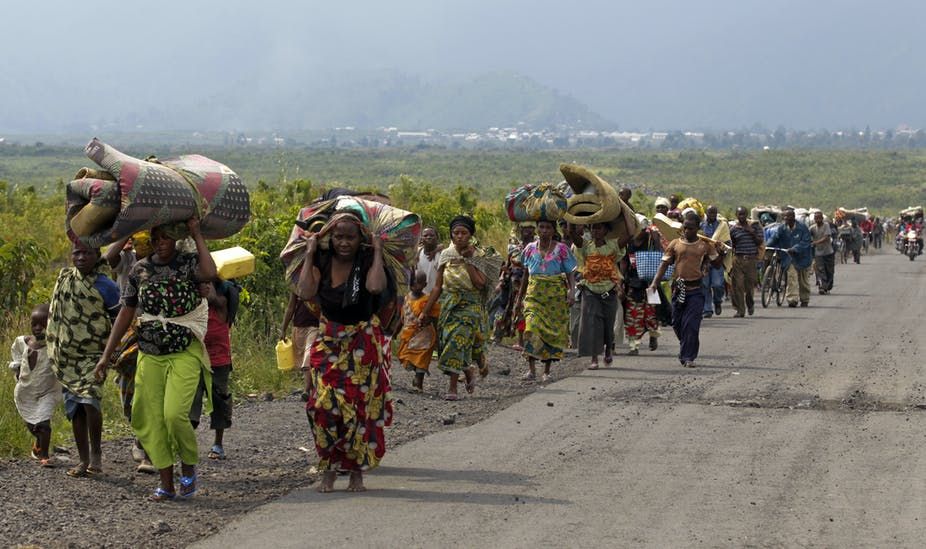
295,211,394,493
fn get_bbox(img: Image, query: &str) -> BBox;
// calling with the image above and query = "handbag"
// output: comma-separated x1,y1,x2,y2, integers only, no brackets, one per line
633,250,673,282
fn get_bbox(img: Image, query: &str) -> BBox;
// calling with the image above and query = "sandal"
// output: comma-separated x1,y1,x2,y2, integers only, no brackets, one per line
66,464,90,478
39,458,55,468
604,354,613,365
520,372,536,382
208,444,226,460
149,487,176,502
86,465,103,476
179,473,197,498
443,393,459,401
588,362,599,370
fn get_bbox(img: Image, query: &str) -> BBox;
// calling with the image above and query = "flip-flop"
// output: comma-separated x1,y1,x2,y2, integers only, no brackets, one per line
179,473,197,498
208,445,226,460
66,465,90,478
443,393,459,401
149,487,176,502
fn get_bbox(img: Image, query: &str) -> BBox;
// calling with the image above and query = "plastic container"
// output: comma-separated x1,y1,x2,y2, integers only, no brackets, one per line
275,338,295,371
211,246,255,280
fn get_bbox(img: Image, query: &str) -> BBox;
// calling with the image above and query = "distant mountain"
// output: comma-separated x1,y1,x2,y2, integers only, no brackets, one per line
0,70,614,133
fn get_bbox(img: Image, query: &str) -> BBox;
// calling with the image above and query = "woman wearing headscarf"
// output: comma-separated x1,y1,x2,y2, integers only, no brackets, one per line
94,218,217,501
419,215,489,401
517,219,577,382
296,211,394,493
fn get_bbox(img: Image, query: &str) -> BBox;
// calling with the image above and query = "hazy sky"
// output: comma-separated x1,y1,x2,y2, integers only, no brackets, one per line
2,0,924,131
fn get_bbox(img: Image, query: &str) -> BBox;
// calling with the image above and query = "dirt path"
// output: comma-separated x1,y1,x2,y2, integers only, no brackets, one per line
4,250,925,547
193,250,926,548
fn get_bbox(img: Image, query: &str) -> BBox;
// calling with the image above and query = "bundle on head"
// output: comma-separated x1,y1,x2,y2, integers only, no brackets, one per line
66,138,251,247
504,182,568,223
559,163,638,241
280,195,422,294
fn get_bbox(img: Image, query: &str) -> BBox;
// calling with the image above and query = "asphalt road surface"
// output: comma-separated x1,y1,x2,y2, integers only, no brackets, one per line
195,251,926,548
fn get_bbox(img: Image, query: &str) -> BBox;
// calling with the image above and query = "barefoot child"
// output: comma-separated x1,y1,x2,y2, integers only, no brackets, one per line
190,280,237,460
9,304,61,466
397,271,440,392
47,243,120,478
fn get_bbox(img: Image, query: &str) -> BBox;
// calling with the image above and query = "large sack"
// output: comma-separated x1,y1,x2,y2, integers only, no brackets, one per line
504,182,568,222
560,163,638,241
677,197,705,218
67,138,250,247
280,196,422,292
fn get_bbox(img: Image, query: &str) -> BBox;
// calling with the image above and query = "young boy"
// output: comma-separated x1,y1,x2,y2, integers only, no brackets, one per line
9,304,61,466
649,217,724,368
397,271,440,392
190,280,236,459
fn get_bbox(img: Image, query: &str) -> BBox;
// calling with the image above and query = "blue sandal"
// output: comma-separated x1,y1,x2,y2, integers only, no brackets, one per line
207,444,226,460
179,473,197,499
149,487,176,502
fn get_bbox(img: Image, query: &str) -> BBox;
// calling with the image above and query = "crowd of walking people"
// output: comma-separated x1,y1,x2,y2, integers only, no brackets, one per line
7,183,919,498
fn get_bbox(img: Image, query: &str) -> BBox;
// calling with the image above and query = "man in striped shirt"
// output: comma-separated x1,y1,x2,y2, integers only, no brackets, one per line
729,207,764,317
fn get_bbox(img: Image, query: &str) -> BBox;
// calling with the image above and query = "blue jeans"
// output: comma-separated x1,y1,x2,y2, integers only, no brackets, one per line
702,266,725,313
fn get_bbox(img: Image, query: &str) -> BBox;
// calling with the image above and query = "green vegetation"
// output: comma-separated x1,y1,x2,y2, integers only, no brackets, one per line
1,145,924,456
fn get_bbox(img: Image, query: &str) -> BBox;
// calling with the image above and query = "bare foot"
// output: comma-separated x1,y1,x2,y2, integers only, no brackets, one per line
347,471,366,492
317,471,337,493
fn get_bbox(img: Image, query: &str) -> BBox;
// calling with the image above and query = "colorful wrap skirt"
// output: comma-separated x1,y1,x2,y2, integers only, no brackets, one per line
307,315,393,472
437,289,486,376
522,275,569,362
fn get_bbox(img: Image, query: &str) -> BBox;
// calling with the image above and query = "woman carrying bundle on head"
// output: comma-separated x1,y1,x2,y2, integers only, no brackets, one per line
294,211,394,493
517,219,577,382
94,219,217,501
419,215,490,401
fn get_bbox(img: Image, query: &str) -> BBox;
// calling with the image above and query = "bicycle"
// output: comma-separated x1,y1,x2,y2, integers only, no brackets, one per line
761,247,788,308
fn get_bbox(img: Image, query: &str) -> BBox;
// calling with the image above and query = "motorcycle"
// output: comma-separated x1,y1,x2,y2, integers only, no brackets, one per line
904,229,920,261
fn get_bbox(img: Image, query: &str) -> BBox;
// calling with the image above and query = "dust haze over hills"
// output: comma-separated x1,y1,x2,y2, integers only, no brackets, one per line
1,0,925,134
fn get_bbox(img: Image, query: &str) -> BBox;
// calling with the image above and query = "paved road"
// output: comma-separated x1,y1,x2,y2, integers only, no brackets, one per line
195,251,926,548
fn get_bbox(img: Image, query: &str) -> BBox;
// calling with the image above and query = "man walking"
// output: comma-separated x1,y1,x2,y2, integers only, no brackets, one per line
699,205,729,317
729,207,763,317
766,208,813,307
810,211,835,294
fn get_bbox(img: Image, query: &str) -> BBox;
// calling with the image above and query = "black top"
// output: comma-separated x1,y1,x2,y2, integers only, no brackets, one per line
316,253,394,326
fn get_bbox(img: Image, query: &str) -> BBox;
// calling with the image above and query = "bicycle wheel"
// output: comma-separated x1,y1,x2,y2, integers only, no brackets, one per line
775,264,787,306
761,264,774,308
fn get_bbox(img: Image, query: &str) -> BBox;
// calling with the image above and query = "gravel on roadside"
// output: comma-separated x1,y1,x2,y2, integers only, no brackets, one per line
0,345,588,549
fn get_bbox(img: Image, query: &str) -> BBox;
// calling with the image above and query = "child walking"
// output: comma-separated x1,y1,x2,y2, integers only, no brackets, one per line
397,271,440,392
9,304,61,467
190,280,237,460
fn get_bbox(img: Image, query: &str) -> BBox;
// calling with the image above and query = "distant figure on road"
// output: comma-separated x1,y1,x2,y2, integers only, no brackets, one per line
766,208,813,307
729,207,764,316
700,205,729,318
810,211,835,294
650,217,723,368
